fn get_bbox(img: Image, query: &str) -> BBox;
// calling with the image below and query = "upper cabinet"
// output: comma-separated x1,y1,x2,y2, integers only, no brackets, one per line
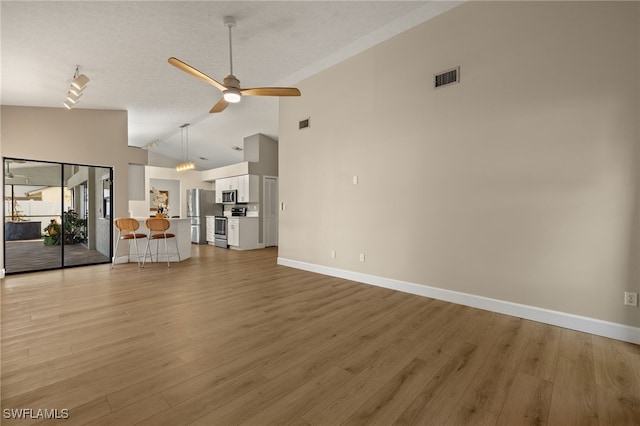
216,176,238,191
237,175,259,203
215,174,258,204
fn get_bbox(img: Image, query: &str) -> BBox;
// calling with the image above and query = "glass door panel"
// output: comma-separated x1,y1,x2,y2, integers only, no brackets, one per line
4,160,63,273
62,165,111,267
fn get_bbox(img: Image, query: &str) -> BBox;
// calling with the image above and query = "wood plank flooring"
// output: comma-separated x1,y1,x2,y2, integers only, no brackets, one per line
1,245,639,425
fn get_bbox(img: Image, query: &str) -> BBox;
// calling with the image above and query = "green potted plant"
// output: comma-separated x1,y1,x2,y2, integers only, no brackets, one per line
42,209,87,246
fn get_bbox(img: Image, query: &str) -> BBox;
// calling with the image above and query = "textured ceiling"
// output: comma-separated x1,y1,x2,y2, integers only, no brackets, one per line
1,1,461,170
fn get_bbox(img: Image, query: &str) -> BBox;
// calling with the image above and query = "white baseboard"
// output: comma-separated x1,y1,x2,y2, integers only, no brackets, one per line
0,268,5,279
277,257,640,345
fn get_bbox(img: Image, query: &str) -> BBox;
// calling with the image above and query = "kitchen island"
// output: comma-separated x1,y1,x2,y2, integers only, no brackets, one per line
113,217,191,264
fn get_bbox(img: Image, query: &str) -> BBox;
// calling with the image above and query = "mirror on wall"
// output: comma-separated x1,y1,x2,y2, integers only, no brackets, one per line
3,158,113,274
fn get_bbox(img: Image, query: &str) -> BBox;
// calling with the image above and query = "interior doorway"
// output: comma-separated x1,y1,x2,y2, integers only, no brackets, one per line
263,176,278,247
3,158,113,274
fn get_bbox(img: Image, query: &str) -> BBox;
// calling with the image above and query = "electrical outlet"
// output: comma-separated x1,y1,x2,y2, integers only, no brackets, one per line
359,253,365,262
331,250,336,259
624,292,638,307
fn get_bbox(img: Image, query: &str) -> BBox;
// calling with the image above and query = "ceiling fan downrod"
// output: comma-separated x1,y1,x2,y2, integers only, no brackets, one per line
223,16,236,77
221,16,241,103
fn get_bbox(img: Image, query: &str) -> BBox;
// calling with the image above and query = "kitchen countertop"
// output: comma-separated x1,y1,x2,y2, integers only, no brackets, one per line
113,217,191,264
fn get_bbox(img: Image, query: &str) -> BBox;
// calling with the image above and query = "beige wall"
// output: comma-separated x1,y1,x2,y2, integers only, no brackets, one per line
279,1,640,327
0,105,147,268
634,3,640,316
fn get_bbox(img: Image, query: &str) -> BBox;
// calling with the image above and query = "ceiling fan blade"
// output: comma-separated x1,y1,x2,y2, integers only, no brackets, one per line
210,98,229,113
240,87,301,97
168,57,227,92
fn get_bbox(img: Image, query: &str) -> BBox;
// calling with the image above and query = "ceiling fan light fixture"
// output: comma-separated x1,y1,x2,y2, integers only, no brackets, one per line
168,15,300,115
223,88,241,103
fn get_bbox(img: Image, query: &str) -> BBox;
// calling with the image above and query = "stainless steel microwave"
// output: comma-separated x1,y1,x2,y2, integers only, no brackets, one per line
221,189,237,204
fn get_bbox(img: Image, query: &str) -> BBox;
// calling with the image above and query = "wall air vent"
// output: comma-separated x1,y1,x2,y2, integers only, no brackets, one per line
434,66,460,88
299,118,310,130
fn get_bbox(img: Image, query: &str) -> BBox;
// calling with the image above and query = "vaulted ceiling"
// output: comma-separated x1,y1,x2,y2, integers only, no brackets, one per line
1,1,461,169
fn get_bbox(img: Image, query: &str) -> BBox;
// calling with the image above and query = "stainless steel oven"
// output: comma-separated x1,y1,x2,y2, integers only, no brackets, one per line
213,216,228,248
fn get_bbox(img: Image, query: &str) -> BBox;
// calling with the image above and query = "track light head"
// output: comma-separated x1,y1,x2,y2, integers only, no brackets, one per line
65,91,83,103
71,74,90,91
68,85,84,96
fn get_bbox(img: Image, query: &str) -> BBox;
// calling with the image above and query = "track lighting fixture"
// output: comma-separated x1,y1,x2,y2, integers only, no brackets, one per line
63,65,90,110
176,124,195,172
142,140,159,150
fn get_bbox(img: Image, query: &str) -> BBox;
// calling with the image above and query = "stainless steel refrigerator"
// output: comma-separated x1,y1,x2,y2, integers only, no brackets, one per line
186,189,221,244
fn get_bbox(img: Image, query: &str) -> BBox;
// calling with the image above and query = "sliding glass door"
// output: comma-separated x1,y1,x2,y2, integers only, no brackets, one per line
3,158,113,274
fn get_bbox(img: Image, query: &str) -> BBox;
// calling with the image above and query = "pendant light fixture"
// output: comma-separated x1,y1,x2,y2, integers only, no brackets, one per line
63,65,90,110
176,123,195,172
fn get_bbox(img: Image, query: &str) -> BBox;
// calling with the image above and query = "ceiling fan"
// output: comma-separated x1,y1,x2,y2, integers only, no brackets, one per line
4,160,26,179
168,16,301,113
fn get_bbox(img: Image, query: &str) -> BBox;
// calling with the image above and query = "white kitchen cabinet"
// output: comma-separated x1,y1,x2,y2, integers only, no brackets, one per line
205,216,216,243
215,177,236,203
236,175,248,203
216,176,240,191
237,175,259,203
227,217,259,250
229,176,239,190
227,218,239,247
220,177,230,190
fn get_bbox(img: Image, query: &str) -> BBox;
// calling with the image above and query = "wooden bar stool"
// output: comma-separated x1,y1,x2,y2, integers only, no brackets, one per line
112,217,150,268
143,218,180,267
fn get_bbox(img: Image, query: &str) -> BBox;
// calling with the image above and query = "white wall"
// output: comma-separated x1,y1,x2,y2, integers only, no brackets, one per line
279,1,640,331
128,166,213,218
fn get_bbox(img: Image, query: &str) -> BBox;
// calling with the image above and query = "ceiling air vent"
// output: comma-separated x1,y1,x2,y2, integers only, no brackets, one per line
299,118,310,130
434,66,460,88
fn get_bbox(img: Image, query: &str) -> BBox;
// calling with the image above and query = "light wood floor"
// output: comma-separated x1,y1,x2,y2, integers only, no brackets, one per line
1,245,639,425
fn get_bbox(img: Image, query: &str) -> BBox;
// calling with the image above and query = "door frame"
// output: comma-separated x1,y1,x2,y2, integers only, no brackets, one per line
2,157,113,275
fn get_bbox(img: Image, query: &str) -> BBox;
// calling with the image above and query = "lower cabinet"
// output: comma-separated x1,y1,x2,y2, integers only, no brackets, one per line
227,217,259,250
205,216,216,243
228,218,240,247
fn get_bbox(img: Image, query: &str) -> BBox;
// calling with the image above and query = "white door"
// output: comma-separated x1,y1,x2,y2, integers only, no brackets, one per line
263,176,278,247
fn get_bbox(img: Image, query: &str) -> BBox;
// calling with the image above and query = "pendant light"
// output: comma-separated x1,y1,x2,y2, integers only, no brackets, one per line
176,123,195,172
